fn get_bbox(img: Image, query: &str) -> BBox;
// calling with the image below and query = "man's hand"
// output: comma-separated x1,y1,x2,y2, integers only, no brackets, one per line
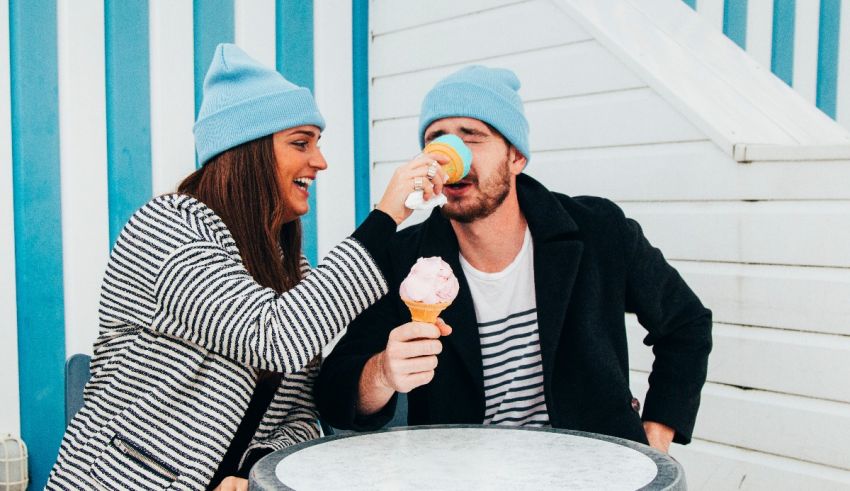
357,319,452,415
214,476,247,491
643,421,675,453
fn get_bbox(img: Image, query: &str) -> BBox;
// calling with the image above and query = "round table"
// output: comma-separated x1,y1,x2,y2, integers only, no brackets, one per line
249,425,686,490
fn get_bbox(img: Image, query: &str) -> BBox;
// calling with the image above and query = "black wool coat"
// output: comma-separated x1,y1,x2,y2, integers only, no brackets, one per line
316,174,712,445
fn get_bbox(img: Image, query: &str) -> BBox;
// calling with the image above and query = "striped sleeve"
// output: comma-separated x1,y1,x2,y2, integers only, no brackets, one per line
150,237,388,373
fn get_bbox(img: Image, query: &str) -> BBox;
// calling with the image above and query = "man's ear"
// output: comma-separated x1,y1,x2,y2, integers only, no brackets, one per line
509,146,527,175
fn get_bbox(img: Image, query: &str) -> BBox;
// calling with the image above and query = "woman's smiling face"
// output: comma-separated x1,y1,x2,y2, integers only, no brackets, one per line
272,125,327,223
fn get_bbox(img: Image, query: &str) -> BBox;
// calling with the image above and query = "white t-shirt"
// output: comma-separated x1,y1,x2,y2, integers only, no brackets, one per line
459,227,549,427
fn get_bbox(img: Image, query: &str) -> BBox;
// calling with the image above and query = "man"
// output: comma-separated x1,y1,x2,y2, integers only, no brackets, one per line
316,66,712,451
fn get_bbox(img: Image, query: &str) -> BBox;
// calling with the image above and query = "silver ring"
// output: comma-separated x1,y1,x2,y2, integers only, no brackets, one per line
413,177,424,191
426,161,439,180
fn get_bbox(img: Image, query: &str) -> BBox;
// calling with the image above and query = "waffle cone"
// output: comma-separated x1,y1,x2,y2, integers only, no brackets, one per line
424,141,466,184
403,299,451,323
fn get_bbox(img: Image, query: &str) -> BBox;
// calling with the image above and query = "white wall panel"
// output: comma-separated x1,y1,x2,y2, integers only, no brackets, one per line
672,439,850,490
695,0,726,32
150,0,196,195
746,0,775,69
372,88,704,163
527,142,850,201
630,372,850,471
234,0,276,69
58,0,110,358
372,0,526,35
371,1,591,77
675,261,850,336
372,41,644,120
0,0,19,436
793,0,821,105
628,318,850,403
314,0,355,260
620,201,850,267
837,0,850,129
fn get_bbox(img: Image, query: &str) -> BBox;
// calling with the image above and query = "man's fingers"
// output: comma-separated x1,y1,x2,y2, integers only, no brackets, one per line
435,318,452,336
389,322,442,342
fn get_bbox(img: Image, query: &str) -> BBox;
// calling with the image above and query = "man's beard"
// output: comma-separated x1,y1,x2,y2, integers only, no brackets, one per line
441,157,512,223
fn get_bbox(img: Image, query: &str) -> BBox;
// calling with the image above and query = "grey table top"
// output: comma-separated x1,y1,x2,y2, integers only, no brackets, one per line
249,425,686,491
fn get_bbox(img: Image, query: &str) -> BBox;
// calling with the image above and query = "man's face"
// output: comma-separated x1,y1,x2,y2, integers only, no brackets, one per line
423,117,525,223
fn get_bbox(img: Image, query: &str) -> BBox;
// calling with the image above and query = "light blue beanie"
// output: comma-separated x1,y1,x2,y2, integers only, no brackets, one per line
419,65,530,162
194,43,325,165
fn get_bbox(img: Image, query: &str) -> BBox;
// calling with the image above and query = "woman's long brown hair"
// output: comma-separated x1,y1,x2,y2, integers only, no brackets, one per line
177,135,303,293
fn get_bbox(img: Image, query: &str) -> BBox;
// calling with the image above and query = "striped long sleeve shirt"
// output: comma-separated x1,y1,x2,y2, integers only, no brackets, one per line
47,194,392,490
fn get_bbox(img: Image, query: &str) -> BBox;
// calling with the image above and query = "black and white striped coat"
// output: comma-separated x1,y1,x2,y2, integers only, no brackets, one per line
47,194,388,490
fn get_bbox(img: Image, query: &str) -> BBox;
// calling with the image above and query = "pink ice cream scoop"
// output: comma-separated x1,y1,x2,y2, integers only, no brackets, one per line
399,256,460,304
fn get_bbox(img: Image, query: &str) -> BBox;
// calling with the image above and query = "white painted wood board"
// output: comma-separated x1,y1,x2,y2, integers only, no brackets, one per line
372,40,645,120
674,261,850,336
372,88,704,162
0,0,19,436
627,317,850,403
314,0,356,260
149,0,196,195
630,372,850,470
371,0,591,77
619,201,850,268
671,439,850,490
525,142,850,201
58,0,110,358
372,0,527,35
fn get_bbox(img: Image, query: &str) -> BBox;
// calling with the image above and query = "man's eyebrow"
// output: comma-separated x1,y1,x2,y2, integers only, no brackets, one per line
424,129,447,141
458,126,490,137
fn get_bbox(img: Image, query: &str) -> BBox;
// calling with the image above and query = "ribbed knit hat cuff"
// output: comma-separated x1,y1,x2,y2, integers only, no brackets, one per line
419,82,530,162
194,87,325,164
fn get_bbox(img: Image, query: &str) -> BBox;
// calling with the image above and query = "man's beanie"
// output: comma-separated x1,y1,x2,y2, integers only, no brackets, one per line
418,65,530,162
194,43,325,165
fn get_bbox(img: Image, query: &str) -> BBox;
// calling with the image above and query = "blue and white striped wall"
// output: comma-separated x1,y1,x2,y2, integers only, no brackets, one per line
684,0,850,128
0,1,369,488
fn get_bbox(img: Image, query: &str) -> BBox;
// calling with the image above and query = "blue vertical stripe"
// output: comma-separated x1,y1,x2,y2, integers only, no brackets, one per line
682,0,697,10
9,1,66,488
277,0,318,265
353,0,371,226
772,0,796,85
724,0,748,48
193,0,234,167
105,0,152,246
816,0,841,118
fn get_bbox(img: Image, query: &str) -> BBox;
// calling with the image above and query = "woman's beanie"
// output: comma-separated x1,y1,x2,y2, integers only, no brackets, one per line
193,43,325,165
418,65,530,162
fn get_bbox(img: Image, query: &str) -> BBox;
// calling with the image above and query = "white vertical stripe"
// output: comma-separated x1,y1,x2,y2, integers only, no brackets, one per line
0,0,20,436
746,0,775,69
696,0,726,32
234,0,276,69
836,0,850,129
150,0,196,196
793,0,821,104
314,0,355,260
58,0,110,358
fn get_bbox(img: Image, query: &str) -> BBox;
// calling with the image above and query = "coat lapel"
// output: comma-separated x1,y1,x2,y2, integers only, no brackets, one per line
417,213,484,398
518,175,583,382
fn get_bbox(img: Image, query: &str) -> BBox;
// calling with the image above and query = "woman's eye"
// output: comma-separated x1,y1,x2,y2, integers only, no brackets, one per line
292,141,308,148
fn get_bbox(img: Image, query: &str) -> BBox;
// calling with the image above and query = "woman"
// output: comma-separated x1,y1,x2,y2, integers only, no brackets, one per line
47,44,447,491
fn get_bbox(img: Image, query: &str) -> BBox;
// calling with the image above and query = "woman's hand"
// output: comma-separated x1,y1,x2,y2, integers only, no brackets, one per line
376,153,450,225
214,476,248,491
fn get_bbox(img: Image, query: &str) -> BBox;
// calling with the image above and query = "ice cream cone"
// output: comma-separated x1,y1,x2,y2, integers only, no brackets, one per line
403,299,451,323
423,134,472,184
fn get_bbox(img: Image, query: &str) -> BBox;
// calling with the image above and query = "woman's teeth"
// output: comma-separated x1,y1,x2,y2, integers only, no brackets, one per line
294,177,313,189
